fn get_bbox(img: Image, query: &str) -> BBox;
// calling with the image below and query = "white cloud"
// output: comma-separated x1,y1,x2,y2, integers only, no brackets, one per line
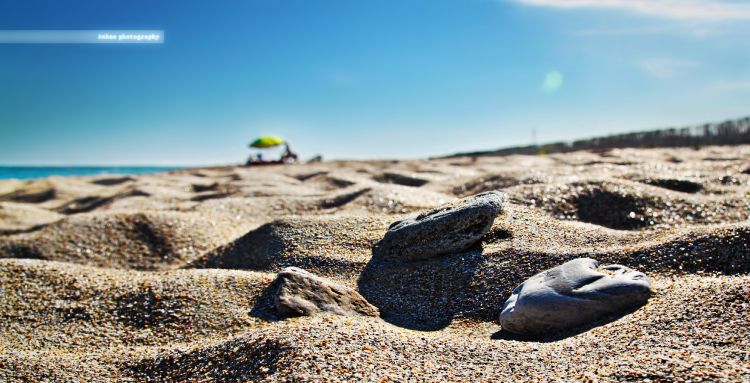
511,0,750,21
574,24,725,38
711,80,750,92
636,58,698,79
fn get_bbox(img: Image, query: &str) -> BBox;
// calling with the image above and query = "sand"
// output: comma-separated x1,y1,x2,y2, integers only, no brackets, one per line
1,146,749,382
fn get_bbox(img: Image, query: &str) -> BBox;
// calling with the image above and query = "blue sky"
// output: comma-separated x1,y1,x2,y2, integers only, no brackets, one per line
1,0,749,165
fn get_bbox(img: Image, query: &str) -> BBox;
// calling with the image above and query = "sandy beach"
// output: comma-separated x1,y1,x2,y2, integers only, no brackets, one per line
1,146,749,382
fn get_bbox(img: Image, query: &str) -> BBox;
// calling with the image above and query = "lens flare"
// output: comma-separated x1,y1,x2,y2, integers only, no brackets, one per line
542,70,564,93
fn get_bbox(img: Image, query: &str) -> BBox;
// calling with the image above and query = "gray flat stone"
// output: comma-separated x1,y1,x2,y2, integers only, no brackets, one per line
499,258,651,335
375,191,506,261
274,267,379,317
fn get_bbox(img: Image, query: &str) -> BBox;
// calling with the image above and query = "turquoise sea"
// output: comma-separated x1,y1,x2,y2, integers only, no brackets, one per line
0,166,183,180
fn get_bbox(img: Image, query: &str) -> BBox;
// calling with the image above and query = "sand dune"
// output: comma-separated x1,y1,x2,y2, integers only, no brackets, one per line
1,146,749,381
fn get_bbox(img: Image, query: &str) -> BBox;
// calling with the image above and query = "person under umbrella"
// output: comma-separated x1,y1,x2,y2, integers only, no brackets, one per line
245,136,298,165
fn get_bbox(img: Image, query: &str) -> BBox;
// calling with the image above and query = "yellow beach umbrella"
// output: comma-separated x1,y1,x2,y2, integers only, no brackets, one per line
249,136,286,148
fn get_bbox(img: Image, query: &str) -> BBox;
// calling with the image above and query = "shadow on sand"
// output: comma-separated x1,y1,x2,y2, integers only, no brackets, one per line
491,305,648,342
356,231,512,331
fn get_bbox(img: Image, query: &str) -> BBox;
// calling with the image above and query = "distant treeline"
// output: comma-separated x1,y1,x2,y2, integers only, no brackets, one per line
442,116,750,158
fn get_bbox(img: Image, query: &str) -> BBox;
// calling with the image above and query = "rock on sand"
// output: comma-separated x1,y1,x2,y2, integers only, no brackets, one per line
500,258,651,335
274,267,379,317
375,190,505,261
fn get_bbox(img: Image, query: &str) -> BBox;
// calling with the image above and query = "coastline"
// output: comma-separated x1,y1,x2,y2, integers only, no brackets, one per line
0,166,186,180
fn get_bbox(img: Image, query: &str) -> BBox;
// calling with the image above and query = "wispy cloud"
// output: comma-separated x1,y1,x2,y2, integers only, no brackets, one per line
711,79,750,92
636,58,698,79
574,24,725,38
512,0,750,21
